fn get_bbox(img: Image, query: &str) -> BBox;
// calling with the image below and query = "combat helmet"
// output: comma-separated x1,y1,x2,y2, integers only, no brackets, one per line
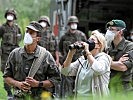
38,16,51,26
4,8,17,20
67,16,79,25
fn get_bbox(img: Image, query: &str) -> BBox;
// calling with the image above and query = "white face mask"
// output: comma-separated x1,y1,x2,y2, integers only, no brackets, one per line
131,36,133,40
105,30,116,48
7,15,14,21
40,22,47,28
70,23,77,30
24,33,33,45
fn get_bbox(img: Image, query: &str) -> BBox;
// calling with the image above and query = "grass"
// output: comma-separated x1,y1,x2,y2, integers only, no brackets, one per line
0,71,6,100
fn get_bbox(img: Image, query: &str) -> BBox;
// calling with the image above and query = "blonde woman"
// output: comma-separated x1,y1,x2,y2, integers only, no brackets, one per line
61,30,112,98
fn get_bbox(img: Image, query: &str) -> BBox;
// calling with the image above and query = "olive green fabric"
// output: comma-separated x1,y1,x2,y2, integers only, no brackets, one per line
38,16,51,26
26,21,43,33
67,16,79,25
38,29,58,59
0,22,22,72
5,8,17,20
108,38,133,92
3,45,61,99
59,30,87,64
106,19,126,28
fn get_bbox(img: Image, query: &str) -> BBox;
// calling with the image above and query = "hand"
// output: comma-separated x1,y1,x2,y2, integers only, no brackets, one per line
15,81,31,92
119,54,129,63
69,49,76,56
25,77,39,87
80,42,89,52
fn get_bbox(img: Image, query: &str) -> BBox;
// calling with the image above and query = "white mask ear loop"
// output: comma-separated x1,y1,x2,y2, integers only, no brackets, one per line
121,28,125,31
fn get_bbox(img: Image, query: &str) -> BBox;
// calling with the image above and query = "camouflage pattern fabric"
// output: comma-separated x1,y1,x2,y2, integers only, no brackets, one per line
108,38,133,92
38,29,58,59
0,22,21,72
3,45,61,99
59,30,87,64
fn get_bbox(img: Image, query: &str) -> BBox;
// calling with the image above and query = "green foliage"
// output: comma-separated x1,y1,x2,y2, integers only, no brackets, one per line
0,71,6,99
0,0,50,34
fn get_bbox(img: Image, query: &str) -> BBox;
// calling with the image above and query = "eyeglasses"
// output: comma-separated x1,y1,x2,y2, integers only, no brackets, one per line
107,27,119,31
88,39,99,44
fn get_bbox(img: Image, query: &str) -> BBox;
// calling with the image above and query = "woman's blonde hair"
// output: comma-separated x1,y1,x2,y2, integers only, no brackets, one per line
91,30,106,52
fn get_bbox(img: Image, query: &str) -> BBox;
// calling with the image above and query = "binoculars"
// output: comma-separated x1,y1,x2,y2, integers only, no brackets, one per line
69,40,95,51
69,43,84,50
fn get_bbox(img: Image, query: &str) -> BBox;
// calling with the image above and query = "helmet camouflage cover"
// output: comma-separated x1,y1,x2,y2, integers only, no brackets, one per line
4,8,17,20
38,16,51,26
67,16,79,25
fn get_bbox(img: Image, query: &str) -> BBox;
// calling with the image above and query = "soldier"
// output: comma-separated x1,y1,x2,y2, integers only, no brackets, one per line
38,16,59,65
58,16,87,98
0,8,22,99
59,16,87,64
105,19,133,93
3,21,61,100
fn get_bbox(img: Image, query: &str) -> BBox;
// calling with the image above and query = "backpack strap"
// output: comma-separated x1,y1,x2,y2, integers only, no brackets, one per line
28,46,46,77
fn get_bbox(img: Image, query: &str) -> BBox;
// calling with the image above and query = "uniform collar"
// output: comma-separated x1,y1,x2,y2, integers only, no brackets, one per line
4,22,14,27
20,45,40,58
111,37,126,50
66,30,78,35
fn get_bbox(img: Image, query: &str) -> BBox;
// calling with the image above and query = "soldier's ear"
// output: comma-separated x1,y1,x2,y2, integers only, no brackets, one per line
117,30,122,36
37,37,41,42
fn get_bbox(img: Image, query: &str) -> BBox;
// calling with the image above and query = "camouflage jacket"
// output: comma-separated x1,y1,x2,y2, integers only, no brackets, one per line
59,30,87,63
0,22,22,53
38,30,58,55
3,45,61,96
108,38,133,82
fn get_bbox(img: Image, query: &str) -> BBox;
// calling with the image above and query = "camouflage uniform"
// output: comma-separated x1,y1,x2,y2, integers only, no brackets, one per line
59,30,87,64
3,45,61,99
58,16,87,98
38,16,58,60
0,22,21,72
38,29,58,59
0,9,21,98
108,38,133,92
59,16,87,64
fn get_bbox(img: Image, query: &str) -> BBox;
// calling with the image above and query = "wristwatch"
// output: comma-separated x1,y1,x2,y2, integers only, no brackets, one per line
38,81,43,87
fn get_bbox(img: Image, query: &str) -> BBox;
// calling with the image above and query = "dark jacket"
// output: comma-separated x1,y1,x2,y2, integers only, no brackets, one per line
59,30,87,64
3,45,61,98
0,22,22,72
38,29,58,58
108,38,133,91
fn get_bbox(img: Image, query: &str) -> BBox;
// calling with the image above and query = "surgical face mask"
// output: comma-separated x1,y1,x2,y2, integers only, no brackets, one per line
86,39,95,51
40,22,47,28
131,36,133,40
24,33,33,45
7,15,14,21
105,30,116,48
70,23,77,30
